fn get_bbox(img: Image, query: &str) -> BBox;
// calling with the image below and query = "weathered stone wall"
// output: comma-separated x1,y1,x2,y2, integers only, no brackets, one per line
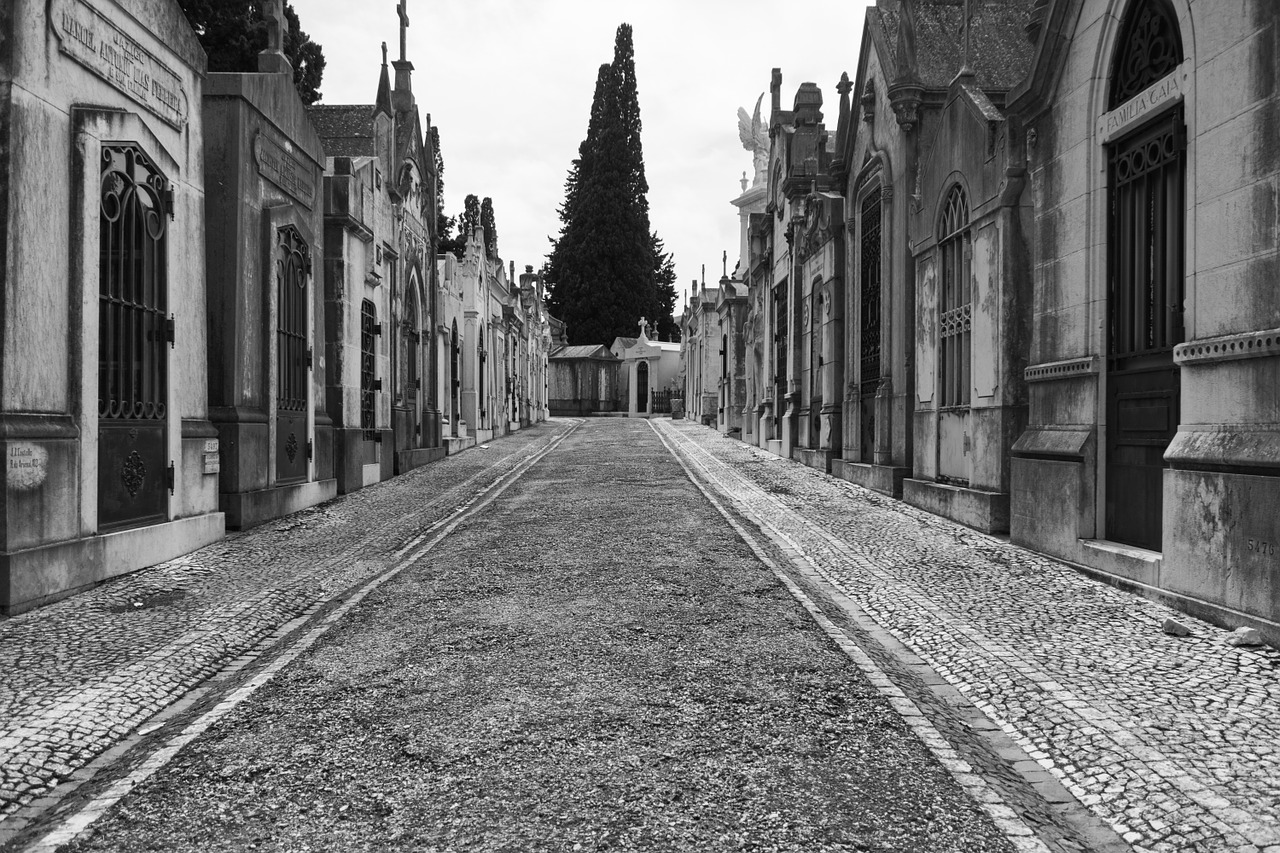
1,0,222,611
1012,0,1280,634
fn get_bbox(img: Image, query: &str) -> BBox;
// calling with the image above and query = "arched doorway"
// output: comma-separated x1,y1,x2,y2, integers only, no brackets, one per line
636,361,649,415
450,320,460,436
1104,0,1185,550
403,283,421,447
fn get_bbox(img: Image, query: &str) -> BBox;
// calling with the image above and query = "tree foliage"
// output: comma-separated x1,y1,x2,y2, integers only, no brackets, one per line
481,197,498,260
177,0,326,104
432,126,463,259
545,24,675,345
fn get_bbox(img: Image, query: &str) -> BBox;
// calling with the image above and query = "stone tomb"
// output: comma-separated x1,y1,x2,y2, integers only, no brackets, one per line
0,0,222,611
202,9,337,529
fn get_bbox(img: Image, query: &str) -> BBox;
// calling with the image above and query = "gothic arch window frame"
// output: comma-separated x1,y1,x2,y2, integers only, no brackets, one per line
937,183,972,409
402,268,421,405
1109,0,1184,109
855,177,884,395
360,299,378,441
276,224,311,416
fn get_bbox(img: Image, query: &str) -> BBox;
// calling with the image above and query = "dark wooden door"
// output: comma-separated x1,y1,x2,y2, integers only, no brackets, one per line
1106,110,1184,550
276,227,309,484
98,145,169,531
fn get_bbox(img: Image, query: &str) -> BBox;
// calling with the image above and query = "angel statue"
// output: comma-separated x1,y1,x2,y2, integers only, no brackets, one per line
737,93,769,187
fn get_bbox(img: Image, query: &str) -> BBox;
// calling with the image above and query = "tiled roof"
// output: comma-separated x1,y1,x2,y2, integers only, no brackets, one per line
550,344,617,360
308,105,376,158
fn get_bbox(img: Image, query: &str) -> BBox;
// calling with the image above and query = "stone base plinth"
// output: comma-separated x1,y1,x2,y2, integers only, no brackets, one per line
832,461,910,497
222,479,337,530
792,448,835,473
1,512,226,614
902,478,1009,534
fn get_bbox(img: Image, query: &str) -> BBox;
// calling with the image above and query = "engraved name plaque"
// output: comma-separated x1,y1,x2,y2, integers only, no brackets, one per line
8,443,49,491
254,132,316,208
1099,61,1190,143
51,0,190,129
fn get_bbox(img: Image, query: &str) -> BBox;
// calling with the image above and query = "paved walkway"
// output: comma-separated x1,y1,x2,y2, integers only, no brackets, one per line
1,417,1277,853
655,419,1280,853
0,422,577,844
49,418,1021,853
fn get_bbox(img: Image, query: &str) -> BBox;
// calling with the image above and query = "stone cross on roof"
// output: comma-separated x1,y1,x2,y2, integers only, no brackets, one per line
638,317,647,338
397,0,410,63
257,0,290,75
266,0,284,52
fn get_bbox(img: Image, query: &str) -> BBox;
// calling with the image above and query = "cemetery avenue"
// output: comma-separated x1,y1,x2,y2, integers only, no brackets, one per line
2,419,1276,851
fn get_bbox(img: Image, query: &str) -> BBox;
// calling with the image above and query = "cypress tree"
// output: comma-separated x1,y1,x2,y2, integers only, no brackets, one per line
545,24,675,344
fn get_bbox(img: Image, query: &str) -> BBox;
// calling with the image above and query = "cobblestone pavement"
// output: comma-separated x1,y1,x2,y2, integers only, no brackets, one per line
53,418,1020,852
656,419,1280,853
0,421,577,839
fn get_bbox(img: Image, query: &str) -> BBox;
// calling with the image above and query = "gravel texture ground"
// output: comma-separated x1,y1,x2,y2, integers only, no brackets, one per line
0,423,573,842
54,419,1016,853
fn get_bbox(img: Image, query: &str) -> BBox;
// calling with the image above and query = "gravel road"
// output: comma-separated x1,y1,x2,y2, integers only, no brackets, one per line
59,419,1016,852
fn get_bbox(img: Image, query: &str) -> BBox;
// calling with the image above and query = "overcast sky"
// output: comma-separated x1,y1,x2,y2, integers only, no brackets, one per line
307,1,872,314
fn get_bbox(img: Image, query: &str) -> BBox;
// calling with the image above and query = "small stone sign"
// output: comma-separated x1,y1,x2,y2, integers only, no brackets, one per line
8,443,49,491
50,0,190,129
203,438,220,474
254,132,316,208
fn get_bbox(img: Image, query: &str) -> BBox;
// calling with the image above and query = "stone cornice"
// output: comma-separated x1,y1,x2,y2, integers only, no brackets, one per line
1024,356,1098,383
1175,328,1280,366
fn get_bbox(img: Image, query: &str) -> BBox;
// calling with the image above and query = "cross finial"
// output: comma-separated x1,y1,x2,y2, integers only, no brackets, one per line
639,317,647,337
265,0,284,53
397,0,410,63
722,250,727,278
381,41,387,66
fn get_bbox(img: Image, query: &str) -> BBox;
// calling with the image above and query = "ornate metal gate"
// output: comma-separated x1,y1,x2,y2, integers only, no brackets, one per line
859,189,882,462
361,300,378,441
774,283,788,427
98,145,171,531
1106,109,1185,550
403,288,421,446
276,226,309,484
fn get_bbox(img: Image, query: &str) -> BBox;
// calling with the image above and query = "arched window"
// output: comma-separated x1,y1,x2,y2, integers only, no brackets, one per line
1110,0,1183,108
276,226,310,483
938,186,971,408
276,227,309,415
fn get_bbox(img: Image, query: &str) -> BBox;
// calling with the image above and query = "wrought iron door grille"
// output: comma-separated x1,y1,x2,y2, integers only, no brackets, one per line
277,227,309,414
774,286,788,403
404,291,419,403
938,186,971,408
1110,0,1183,108
1108,111,1185,359
859,188,882,395
361,299,377,439
98,145,169,422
